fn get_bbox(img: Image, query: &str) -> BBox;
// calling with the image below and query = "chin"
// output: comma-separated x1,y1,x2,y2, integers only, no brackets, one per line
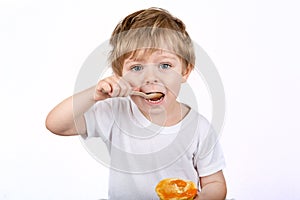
142,104,167,116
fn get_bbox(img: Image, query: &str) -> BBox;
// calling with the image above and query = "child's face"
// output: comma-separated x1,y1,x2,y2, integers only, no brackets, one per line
122,50,191,118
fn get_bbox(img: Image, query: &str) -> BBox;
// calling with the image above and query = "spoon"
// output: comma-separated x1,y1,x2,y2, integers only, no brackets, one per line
101,89,163,100
130,91,163,99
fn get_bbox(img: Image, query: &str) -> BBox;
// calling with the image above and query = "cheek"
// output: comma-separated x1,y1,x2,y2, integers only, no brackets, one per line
163,75,182,96
122,72,143,87
130,77,143,87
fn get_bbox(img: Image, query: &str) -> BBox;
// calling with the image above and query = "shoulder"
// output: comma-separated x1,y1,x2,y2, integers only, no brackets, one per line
183,108,218,144
185,107,210,127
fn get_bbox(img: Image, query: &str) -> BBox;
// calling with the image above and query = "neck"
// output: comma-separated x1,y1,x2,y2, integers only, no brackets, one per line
145,102,190,126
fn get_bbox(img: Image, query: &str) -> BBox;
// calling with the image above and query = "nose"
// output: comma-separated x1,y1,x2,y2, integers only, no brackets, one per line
144,66,159,84
146,79,158,84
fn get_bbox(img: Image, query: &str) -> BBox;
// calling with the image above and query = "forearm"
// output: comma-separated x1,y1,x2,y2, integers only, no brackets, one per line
195,181,227,200
46,86,97,136
46,75,132,136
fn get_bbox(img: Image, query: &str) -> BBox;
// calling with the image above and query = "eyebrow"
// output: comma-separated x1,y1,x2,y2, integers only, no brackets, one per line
158,55,179,61
123,59,141,67
124,54,179,65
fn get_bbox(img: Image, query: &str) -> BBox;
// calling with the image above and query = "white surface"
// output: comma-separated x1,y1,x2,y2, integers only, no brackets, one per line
0,0,300,199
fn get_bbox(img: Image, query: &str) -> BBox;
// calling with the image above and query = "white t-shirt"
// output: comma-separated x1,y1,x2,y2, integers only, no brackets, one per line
84,97,225,200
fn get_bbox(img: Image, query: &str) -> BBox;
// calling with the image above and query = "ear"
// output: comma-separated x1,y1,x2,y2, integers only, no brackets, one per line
181,64,193,83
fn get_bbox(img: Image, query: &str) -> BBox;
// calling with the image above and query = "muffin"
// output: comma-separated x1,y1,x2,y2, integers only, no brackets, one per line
155,178,198,200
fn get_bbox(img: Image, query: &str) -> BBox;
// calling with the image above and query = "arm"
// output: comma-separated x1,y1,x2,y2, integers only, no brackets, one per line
194,170,227,200
45,86,96,136
45,75,132,136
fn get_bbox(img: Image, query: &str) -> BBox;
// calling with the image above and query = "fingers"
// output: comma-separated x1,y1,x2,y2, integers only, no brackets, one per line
95,75,132,100
115,77,132,97
193,191,201,200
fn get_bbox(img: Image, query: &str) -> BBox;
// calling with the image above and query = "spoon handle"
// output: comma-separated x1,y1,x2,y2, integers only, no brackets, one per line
130,91,148,98
101,89,161,99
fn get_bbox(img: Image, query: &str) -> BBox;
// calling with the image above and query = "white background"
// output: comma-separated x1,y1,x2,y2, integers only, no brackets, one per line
1,0,300,199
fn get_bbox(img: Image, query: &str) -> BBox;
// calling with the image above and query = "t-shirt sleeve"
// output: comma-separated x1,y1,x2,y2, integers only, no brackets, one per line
194,117,226,177
83,99,114,141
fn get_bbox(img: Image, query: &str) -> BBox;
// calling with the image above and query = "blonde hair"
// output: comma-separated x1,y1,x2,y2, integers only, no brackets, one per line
109,7,195,76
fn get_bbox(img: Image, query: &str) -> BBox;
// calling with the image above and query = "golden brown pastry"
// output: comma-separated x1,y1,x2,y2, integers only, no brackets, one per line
155,178,198,200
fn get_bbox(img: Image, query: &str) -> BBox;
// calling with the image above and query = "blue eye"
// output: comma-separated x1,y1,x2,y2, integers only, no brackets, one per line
131,65,143,71
159,63,171,70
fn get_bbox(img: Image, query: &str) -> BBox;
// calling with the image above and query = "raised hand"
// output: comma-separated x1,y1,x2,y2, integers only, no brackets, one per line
94,75,132,101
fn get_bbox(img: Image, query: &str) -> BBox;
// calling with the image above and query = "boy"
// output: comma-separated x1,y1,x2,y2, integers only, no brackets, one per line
46,7,227,199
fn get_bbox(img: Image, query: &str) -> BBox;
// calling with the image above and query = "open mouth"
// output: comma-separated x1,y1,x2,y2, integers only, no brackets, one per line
145,92,165,103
